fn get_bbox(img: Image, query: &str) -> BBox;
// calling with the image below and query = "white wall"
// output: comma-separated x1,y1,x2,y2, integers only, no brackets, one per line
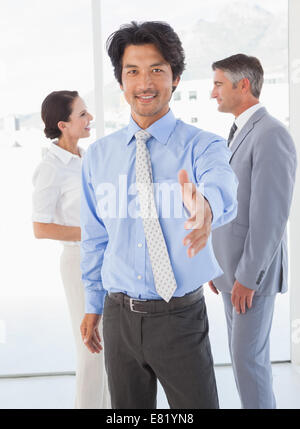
289,0,300,365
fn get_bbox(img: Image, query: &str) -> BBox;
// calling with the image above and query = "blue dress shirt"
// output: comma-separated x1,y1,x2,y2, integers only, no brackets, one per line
80,110,238,314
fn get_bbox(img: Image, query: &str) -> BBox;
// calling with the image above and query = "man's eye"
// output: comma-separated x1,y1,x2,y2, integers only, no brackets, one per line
128,70,137,74
153,69,162,73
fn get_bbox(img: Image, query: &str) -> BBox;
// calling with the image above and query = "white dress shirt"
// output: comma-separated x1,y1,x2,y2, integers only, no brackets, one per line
229,102,262,148
32,141,84,246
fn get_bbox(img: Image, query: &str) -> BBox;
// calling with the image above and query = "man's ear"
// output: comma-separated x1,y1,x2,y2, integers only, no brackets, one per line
173,76,180,90
172,76,181,93
120,83,124,92
241,77,251,93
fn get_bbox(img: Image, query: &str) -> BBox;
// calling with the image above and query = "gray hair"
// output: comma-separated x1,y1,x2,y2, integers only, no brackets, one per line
212,54,264,99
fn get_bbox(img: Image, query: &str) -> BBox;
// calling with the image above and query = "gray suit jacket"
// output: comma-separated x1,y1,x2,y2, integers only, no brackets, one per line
212,107,297,295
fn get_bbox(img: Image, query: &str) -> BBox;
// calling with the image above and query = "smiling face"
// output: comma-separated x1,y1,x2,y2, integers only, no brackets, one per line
120,43,180,128
211,69,243,116
58,96,93,140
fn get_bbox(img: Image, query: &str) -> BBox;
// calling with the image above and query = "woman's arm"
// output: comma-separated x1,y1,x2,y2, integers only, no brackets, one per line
33,222,81,241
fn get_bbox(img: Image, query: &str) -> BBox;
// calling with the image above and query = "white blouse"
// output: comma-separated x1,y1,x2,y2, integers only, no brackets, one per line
32,141,84,246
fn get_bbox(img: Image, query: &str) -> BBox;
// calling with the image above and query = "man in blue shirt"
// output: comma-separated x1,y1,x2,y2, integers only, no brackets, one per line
80,21,238,409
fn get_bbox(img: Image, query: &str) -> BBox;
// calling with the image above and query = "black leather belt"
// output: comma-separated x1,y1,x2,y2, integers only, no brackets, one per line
107,286,203,314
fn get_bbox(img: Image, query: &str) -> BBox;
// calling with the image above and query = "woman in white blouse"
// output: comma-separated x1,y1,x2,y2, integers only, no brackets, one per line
32,90,110,409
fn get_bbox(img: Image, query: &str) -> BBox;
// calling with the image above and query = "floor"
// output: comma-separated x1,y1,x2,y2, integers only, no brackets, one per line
0,363,299,409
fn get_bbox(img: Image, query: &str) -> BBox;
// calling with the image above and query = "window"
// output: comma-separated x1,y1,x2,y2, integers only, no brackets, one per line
0,0,94,375
0,0,289,377
191,117,198,123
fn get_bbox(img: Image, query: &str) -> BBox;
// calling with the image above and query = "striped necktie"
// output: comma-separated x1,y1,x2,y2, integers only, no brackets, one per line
135,130,177,302
227,122,237,147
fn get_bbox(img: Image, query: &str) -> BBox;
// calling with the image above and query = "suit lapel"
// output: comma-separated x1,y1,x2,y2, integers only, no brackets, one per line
229,107,267,163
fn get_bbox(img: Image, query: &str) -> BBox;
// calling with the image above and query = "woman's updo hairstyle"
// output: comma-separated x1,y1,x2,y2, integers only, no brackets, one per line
41,90,79,139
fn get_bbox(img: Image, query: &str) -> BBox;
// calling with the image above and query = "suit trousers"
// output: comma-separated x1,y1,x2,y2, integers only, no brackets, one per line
221,291,276,409
102,289,219,409
60,245,111,409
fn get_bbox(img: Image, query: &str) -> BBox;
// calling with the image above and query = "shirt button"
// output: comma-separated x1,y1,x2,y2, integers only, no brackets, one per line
138,243,143,248
137,275,142,280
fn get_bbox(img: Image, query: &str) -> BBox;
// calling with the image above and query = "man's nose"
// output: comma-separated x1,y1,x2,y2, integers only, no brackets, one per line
137,71,154,91
210,87,217,99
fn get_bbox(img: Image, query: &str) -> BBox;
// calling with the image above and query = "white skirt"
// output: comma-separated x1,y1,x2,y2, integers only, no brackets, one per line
60,245,111,409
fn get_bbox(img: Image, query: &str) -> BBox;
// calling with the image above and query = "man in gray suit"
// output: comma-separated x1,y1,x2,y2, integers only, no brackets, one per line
210,54,297,409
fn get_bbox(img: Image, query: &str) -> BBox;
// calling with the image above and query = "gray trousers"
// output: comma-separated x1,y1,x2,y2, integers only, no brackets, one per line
102,290,219,409
222,292,276,409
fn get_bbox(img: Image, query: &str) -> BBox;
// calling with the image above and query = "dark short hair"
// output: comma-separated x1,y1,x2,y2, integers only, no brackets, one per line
106,21,185,86
41,90,79,139
212,54,264,98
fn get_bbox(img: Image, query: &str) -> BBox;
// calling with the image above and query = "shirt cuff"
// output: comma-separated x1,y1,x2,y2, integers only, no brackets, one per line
234,268,263,292
84,288,107,315
201,185,224,230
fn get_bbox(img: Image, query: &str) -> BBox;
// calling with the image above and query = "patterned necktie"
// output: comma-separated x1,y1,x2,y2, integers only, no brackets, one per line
135,130,177,302
227,122,237,147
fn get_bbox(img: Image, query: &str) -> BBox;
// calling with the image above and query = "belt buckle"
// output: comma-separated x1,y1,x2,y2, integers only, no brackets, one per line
129,298,148,313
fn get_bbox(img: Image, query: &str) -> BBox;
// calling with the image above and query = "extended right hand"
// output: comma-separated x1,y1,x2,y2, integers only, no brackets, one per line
80,313,102,353
208,280,219,295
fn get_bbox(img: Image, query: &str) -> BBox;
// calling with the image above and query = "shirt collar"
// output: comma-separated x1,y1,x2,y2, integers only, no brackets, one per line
48,141,83,164
125,109,177,145
235,102,262,131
